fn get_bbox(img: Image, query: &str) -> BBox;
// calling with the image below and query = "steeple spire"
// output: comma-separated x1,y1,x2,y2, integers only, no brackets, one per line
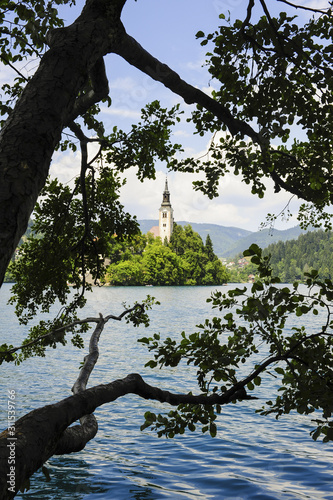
159,177,174,241
162,176,170,205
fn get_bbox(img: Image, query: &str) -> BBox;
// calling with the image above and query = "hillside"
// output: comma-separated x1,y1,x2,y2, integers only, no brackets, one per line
138,220,310,258
223,225,310,258
263,229,333,281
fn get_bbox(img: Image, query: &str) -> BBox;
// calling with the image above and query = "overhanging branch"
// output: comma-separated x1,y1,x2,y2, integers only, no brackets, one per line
113,31,264,145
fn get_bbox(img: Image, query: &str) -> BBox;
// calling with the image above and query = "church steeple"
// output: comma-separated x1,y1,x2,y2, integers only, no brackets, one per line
161,177,171,205
159,177,174,242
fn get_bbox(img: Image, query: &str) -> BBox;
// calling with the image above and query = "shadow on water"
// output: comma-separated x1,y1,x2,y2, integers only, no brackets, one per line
18,456,105,500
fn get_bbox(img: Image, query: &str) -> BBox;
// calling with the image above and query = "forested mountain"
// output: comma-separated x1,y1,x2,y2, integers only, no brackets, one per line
138,220,310,257
263,230,333,281
225,226,310,258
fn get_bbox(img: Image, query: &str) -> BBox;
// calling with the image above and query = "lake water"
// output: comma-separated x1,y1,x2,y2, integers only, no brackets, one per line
0,284,332,500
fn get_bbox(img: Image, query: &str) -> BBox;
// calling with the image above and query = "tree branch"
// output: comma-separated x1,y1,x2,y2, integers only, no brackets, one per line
66,57,110,125
113,30,264,145
0,335,311,500
1,304,144,361
0,370,258,498
53,314,106,455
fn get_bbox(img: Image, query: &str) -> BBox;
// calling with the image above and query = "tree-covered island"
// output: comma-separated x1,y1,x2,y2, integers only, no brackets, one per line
106,225,229,286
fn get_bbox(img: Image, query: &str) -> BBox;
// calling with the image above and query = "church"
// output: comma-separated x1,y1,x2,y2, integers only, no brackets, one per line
149,178,174,242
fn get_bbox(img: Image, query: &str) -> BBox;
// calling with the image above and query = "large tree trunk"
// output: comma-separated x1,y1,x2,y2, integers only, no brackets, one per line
0,0,126,285
0,0,267,286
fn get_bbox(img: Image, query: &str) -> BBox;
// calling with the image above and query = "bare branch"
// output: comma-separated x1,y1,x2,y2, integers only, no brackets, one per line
2,304,144,360
54,313,106,455
276,0,332,14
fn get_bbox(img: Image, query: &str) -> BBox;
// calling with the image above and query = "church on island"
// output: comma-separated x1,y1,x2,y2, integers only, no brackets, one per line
149,178,174,242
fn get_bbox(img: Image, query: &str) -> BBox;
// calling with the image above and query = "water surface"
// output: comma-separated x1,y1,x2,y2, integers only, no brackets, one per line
1,284,332,499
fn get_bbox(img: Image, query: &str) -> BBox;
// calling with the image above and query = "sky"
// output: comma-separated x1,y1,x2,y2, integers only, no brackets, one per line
6,0,331,232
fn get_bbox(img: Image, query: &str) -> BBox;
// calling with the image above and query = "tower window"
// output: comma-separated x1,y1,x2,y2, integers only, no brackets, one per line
163,212,167,218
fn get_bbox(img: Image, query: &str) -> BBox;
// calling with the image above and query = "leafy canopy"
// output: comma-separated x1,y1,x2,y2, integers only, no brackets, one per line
1,0,333,444
140,245,333,442
172,6,333,229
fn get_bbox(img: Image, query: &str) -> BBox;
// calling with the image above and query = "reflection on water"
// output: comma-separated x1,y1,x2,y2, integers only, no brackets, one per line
0,284,332,499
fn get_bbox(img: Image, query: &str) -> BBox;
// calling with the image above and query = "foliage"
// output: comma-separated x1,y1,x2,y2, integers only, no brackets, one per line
170,7,333,228
106,224,229,286
139,244,333,442
263,229,333,282
1,0,333,455
0,295,159,365
0,0,75,122
7,99,184,359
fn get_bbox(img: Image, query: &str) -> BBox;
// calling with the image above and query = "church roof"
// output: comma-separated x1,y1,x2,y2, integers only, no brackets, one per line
148,226,159,237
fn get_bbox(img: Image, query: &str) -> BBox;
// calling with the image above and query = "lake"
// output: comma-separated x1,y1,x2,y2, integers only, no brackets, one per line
0,284,332,500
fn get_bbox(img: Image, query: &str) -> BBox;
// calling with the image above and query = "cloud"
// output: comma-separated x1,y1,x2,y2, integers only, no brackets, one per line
102,107,142,119
118,168,301,232
185,57,206,71
109,77,139,91
49,150,81,186
173,129,191,138
0,64,16,88
48,130,301,234
303,0,330,8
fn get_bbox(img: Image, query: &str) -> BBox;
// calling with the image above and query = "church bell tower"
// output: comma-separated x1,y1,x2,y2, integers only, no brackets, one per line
159,178,174,242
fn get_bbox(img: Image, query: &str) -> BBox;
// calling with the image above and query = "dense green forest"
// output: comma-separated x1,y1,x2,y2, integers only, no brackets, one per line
106,224,229,285
262,230,333,282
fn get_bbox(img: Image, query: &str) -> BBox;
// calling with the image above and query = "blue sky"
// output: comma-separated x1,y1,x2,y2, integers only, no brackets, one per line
48,1,331,230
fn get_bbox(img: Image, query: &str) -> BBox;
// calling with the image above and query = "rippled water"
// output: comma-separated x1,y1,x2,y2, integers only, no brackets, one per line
1,284,333,499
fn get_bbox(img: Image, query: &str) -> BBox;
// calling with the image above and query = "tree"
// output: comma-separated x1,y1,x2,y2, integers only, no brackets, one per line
106,224,228,285
1,1,333,497
205,234,216,262
263,230,333,282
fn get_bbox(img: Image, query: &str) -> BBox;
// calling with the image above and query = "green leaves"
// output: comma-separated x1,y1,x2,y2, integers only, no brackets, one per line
187,9,333,224
141,404,219,439
106,101,184,182
0,1,75,123
139,245,333,441
106,223,229,286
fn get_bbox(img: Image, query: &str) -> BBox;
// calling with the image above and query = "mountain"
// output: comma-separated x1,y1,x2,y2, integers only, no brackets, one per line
138,220,311,258
223,225,310,258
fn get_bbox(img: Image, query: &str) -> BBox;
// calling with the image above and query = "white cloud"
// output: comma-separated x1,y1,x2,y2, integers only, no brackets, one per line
0,64,16,88
49,150,81,186
303,1,330,9
109,77,139,91
186,57,206,71
102,107,142,119
48,124,301,234
119,168,301,232
173,129,191,138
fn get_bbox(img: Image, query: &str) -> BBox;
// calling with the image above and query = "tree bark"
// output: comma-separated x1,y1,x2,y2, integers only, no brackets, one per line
0,371,257,499
0,0,268,286
0,0,126,285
